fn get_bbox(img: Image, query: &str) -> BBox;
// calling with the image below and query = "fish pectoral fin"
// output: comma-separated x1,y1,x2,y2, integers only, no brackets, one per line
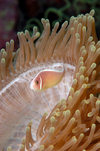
39,76,43,90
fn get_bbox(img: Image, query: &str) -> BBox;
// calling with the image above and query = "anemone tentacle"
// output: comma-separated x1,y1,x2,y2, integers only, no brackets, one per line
0,10,100,151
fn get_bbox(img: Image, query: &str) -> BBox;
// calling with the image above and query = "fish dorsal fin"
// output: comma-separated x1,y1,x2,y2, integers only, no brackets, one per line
39,76,42,90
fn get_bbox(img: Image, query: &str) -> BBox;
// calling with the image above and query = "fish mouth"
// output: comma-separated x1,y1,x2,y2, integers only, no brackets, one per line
30,81,36,91
30,80,39,91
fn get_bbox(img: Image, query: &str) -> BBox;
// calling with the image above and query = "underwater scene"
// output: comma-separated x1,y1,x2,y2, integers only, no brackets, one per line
0,0,100,151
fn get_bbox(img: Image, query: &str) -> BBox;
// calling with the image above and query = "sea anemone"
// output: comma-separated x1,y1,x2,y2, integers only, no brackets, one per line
0,10,100,151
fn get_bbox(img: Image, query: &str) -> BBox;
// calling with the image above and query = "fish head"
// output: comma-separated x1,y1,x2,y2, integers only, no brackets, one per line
30,75,43,91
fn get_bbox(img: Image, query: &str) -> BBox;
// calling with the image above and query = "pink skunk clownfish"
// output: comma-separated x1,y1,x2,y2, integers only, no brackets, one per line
30,65,65,91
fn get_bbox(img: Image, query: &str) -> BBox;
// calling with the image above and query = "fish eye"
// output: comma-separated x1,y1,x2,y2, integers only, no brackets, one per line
35,80,39,85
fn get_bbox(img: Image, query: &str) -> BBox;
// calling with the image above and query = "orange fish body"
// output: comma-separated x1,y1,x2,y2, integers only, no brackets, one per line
30,65,65,91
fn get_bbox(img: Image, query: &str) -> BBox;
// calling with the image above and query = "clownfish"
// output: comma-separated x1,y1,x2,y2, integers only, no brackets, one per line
30,64,65,91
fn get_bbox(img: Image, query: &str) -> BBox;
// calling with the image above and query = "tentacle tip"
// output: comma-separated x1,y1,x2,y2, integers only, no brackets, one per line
1,58,6,64
10,39,14,44
25,30,29,34
90,9,95,16
41,18,45,23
